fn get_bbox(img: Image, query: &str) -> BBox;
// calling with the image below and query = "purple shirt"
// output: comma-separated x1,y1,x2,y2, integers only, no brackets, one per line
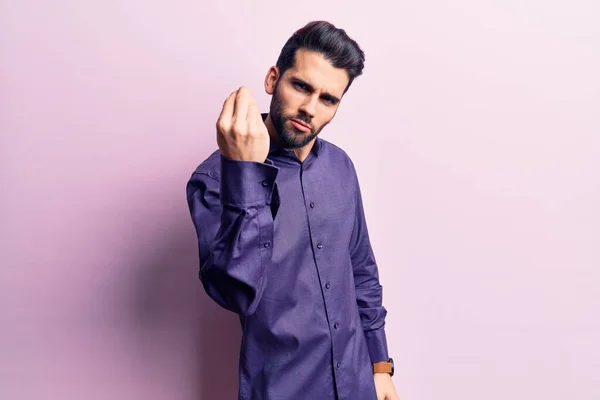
186,117,389,399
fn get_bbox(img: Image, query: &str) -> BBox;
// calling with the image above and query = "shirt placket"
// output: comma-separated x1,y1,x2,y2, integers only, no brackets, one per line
300,160,344,397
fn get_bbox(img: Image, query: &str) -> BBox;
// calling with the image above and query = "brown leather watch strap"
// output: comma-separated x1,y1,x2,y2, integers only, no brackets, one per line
373,360,393,374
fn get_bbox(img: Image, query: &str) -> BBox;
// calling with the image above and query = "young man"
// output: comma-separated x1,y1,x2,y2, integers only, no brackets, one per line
186,21,399,400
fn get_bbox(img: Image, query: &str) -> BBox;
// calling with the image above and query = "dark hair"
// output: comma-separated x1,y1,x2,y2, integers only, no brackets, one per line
275,21,365,94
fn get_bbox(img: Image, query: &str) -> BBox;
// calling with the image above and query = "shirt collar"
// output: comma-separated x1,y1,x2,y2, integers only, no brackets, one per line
261,113,322,157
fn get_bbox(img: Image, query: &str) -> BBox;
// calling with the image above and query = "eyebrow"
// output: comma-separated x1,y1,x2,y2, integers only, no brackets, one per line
290,77,341,104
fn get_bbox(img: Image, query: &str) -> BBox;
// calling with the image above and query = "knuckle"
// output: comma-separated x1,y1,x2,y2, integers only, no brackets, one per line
232,121,246,136
238,86,253,98
216,119,228,133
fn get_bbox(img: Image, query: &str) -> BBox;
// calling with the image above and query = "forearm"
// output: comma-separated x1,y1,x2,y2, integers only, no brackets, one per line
187,155,279,315
200,201,274,315
355,261,389,363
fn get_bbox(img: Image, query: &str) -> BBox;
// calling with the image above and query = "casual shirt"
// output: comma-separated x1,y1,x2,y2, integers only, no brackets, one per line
186,114,389,400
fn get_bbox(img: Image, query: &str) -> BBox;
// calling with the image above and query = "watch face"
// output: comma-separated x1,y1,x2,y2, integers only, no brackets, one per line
389,357,394,376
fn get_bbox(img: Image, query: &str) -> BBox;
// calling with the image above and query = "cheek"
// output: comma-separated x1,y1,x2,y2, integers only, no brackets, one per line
286,92,307,110
316,107,336,123
279,86,303,106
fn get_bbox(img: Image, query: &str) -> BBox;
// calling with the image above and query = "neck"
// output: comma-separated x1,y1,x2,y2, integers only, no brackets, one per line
264,113,315,163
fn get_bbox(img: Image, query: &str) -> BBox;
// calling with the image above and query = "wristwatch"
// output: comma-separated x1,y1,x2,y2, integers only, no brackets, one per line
373,357,394,376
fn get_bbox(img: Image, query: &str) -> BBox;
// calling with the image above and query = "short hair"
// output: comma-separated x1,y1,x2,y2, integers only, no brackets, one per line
275,21,366,94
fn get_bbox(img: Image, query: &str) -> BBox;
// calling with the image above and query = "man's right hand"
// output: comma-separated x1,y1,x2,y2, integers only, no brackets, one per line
216,86,270,163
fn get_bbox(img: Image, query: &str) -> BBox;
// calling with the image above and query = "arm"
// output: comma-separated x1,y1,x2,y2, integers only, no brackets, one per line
349,171,400,399
186,86,275,315
349,165,389,364
186,156,279,316
349,167,400,399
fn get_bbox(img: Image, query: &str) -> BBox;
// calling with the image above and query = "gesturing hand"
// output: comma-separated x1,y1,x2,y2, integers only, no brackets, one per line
216,86,270,163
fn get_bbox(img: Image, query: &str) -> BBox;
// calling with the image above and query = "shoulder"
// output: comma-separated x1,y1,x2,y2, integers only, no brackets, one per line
318,138,359,176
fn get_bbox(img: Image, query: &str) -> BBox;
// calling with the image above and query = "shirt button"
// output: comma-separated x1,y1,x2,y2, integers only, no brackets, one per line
317,243,323,249
263,241,271,248
325,282,331,289
336,362,341,369
309,202,315,208
261,180,269,187
334,323,339,329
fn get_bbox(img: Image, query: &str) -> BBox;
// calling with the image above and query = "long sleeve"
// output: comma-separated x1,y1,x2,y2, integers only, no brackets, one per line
348,166,390,364
186,155,280,316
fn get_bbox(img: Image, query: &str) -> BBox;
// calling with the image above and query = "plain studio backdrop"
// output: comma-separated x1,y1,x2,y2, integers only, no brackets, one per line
1,0,598,399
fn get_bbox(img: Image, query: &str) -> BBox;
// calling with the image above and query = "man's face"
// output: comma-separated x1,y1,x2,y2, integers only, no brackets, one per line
269,49,350,149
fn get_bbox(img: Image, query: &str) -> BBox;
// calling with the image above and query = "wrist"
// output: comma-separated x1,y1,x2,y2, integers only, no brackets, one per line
372,357,394,376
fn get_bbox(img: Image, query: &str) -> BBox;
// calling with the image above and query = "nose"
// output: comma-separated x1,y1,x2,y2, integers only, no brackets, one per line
299,94,318,119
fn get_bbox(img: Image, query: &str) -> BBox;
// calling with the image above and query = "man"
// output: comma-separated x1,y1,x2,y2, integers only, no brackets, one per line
186,21,399,400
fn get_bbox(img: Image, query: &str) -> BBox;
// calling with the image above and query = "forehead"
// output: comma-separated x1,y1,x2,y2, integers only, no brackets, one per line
285,48,349,97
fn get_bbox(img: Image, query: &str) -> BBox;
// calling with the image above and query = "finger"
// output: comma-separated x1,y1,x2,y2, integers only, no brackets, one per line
247,102,261,125
219,90,237,121
232,87,251,123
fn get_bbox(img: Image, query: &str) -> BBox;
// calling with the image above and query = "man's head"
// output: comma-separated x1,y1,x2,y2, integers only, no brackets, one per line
264,21,365,149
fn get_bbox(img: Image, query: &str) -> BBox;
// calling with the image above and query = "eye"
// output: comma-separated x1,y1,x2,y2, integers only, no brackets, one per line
294,82,309,91
322,97,337,105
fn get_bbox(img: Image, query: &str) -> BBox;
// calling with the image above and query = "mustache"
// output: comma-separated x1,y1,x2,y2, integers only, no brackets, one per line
290,113,312,126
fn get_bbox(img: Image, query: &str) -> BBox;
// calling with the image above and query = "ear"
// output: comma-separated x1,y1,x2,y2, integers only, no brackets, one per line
264,66,279,95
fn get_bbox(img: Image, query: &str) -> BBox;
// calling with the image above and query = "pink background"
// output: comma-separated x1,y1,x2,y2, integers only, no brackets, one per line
1,1,599,399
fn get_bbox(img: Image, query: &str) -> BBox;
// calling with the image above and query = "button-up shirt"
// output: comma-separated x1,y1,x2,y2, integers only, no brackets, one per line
186,115,389,400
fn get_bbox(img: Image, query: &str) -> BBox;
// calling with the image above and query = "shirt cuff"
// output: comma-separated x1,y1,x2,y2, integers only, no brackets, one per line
220,155,279,207
364,327,390,363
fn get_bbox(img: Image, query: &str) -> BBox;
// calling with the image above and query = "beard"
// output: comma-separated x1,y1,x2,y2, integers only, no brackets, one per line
269,82,328,149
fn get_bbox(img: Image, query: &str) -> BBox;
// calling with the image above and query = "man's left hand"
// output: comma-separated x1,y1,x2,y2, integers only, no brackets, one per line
374,373,400,400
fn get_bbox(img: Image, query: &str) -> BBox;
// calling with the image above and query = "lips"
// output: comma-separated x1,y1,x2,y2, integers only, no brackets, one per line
290,118,312,132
